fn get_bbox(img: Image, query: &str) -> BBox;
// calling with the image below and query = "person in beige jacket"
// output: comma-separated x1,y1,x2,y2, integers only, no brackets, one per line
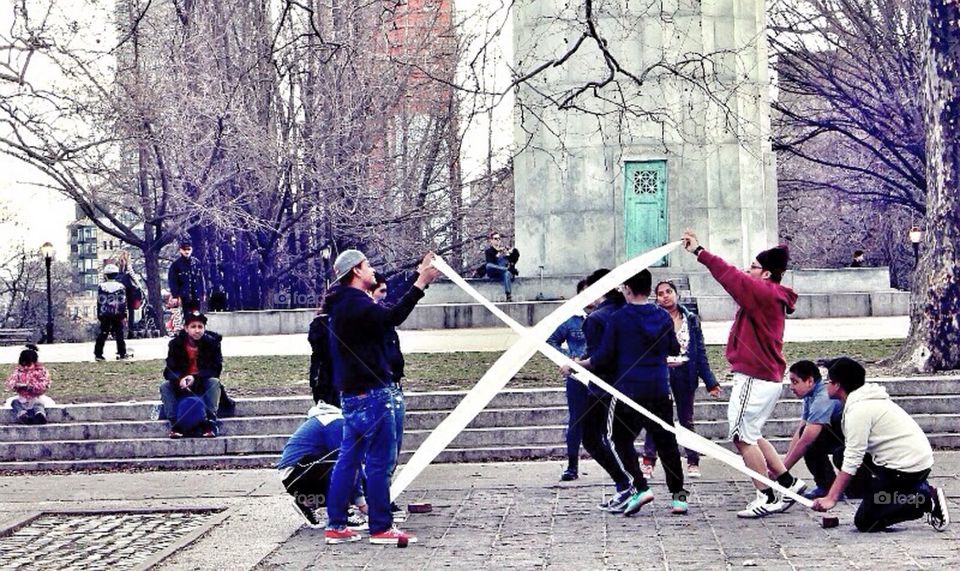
812,357,949,532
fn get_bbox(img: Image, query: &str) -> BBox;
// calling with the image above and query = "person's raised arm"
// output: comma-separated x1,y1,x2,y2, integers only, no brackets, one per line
681,230,765,310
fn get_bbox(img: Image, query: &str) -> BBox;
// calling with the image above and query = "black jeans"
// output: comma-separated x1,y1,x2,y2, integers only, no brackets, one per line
802,419,846,490
564,377,588,470
94,316,126,358
644,368,699,464
283,453,338,508
580,392,631,491
611,395,686,496
855,461,934,532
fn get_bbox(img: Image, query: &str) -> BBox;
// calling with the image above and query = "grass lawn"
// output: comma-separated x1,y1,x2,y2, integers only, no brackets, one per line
37,338,913,404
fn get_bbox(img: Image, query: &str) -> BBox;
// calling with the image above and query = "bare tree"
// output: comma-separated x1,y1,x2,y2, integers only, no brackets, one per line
897,0,960,372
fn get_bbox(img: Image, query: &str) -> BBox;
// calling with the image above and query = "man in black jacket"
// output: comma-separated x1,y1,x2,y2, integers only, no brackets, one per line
168,239,206,313
159,311,223,438
323,249,439,546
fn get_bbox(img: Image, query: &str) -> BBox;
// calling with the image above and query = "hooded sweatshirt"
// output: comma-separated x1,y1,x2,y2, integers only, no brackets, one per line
589,303,680,399
840,383,934,475
697,249,798,382
325,283,424,394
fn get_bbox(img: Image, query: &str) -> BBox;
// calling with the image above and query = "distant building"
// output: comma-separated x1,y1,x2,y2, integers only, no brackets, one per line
66,205,142,292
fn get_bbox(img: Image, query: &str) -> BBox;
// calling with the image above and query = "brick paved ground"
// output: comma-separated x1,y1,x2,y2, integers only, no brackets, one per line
256,460,960,571
0,456,956,570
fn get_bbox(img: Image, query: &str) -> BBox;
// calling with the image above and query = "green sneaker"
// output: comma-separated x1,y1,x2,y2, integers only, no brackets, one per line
671,499,688,514
623,488,655,516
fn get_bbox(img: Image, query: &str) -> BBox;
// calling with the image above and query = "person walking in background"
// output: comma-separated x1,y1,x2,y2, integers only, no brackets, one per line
642,280,720,480
546,278,590,482
168,238,206,313
94,264,130,362
5,344,51,425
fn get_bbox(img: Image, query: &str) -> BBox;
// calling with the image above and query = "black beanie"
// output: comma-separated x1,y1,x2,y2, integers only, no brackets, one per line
756,245,789,275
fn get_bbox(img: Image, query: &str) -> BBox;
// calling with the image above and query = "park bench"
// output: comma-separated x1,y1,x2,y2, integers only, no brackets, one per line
0,328,36,346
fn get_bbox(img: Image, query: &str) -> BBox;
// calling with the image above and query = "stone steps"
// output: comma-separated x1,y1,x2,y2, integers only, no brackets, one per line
1,377,958,472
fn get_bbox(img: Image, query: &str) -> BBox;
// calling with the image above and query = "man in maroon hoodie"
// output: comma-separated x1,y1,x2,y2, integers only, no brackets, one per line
681,230,807,518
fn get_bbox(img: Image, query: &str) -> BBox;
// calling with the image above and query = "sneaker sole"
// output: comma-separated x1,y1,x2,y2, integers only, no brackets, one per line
370,537,418,545
325,535,362,544
737,506,781,519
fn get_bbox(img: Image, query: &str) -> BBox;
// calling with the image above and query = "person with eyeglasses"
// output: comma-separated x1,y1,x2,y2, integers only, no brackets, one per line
484,231,517,301
681,230,806,519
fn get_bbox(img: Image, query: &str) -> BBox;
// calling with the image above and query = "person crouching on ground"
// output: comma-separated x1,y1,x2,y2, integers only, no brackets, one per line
812,357,950,532
159,311,224,438
278,401,368,532
5,344,50,425
323,249,440,546
642,280,720,480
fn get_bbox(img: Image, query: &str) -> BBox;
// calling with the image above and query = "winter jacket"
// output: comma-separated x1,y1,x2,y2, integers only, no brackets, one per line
697,249,798,382
325,283,425,394
168,255,206,304
5,364,50,399
841,383,934,475
307,314,338,406
96,279,127,319
582,298,623,396
589,303,680,399
669,305,719,391
163,330,223,394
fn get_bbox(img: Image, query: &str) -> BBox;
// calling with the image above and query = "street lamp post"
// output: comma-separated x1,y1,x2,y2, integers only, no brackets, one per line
320,244,332,292
39,242,55,344
908,226,924,267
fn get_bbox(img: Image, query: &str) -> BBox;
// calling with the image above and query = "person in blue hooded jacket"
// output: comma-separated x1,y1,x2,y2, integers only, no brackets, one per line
574,269,689,517
641,280,720,479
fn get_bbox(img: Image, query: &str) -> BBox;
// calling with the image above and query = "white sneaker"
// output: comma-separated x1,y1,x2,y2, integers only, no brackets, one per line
778,477,807,513
737,490,783,519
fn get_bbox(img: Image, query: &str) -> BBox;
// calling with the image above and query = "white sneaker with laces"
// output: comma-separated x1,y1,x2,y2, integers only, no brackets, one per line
737,490,783,519
778,477,808,513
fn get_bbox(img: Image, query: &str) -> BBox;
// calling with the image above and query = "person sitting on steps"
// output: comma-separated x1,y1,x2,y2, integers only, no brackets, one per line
158,311,224,438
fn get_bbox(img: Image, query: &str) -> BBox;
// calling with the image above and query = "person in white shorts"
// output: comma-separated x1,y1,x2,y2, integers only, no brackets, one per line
681,230,808,518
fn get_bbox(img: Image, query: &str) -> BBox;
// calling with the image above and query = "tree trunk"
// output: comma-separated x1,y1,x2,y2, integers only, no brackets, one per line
897,0,960,372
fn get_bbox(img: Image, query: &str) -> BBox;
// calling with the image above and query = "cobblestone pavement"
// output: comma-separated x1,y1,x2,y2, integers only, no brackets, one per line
0,510,218,571
256,461,960,571
0,457,956,570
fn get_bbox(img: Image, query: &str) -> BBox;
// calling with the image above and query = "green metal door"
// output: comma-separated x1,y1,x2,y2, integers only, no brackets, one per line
624,160,668,266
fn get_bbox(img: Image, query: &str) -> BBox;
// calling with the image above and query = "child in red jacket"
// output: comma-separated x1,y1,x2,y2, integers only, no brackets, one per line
5,344,51,425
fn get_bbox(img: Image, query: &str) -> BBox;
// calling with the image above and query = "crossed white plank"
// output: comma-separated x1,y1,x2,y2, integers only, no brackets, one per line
390,241,813,509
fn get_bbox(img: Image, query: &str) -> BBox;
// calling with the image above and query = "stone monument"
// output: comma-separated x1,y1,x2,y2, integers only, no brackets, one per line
512,0,777,274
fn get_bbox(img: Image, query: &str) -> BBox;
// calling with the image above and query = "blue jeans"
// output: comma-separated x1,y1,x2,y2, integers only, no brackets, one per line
485,262,512,295
564,376,588,470
326,387,397,534
389,384,406,461
158,377,223,429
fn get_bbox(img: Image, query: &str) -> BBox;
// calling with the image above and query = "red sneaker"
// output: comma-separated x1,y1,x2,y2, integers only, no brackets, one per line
325,527,361,545
369,527,418,545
